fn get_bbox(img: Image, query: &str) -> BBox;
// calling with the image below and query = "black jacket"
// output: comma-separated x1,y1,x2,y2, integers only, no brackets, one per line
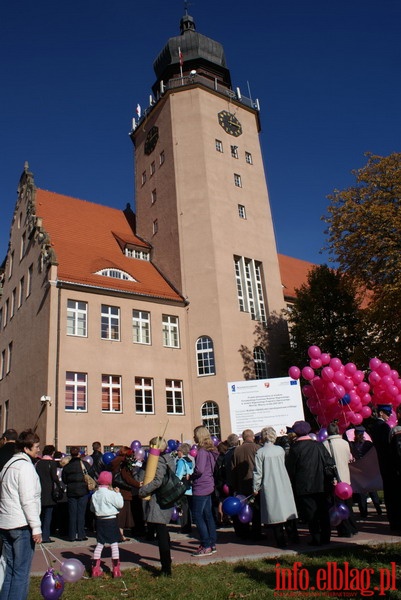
36,458,61,506
286,439,329,496
62,457,88,498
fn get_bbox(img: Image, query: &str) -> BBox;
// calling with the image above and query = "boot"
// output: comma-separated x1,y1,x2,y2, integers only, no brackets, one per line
91,559,103,577
112,559,122,578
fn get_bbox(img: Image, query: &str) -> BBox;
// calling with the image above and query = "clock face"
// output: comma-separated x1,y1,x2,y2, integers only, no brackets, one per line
144,125,159,155
218,110,242,137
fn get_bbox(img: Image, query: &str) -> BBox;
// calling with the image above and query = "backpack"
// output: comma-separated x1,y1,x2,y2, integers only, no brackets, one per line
156,459,191,508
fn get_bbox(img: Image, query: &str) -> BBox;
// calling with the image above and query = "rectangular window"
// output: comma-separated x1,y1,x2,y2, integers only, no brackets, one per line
8,251,14,279
133,310,151,344
18,277,24,308
125,248,150,260
101,305,120,340
234,173,242,188
101,375,122,412
215,139,223,153
135,377,154,413
3,300,8,328
162,315,180,348
65,372,87,411
10,289,16,319
238,204,246,219
141,170,147,185
151,189,157,204
153,219,158,235
234,255,266,321
67,300,88,336
20,232,26,260
150,161,156,176
27,264,33,297
6,343,12,374
231,145,239,159
159,150,165,165
0,350,5,380
245,151,253,164
166,379,184,414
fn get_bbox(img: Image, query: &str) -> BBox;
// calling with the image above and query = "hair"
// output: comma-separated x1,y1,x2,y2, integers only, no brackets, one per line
149,437,167,452
327,422,339,436
69,446,80,457
43,445,55,456
260,426,277,444
2,429,18,441
193,426,215,451
227,433,240,447
60,456,71,467
92,441,101,451
242,429,254,442
178,443,191,455
53,451,63,460
217,440,228,454
117,445,133,457
15,429,40,452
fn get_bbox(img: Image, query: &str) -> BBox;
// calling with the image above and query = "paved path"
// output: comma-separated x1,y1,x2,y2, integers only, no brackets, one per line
32,508,400,577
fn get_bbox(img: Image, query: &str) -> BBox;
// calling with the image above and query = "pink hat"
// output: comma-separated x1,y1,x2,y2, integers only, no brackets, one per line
97,471,112,486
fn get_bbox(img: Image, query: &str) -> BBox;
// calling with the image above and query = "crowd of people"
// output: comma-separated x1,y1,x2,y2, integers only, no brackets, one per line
0,406,400,597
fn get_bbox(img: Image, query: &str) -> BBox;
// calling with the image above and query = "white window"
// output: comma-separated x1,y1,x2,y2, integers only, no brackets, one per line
20,232,26,260
215,139,223,153
153,219,158,235
201,401,220,438
101,375,122,412
162,315,180,348
166,379,184,414
150,161,156,176
18,277,24,308
141,171,147,185
254,346,268,379
10,289,16,319
151,189,157,204
65,372,87,411
231,145,238,159
234,173,242,188
3,300,8,327
125,248,150,261
67,300,87,337
159,150,165,165
27,264,33,297
0,350,5,380
234,256,266,321
238,204,246,219
133,310,151,344
135,377,154,413
245,151,253,165
101,305,120,340
6,343,12,374
8,251,14,279
196,336,215,376
96,268,135,281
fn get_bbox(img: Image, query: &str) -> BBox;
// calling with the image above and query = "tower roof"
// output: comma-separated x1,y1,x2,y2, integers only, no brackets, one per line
152,12,231,91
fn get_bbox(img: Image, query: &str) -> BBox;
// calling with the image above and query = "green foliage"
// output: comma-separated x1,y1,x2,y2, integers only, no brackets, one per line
286,264,364,366
324,152,401,365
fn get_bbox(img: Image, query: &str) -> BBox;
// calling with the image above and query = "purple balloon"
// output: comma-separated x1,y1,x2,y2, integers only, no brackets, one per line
238,503,253,523
170,506,180,521
40,569,64,600
135,447,145,461
317,428,328,442
329,506,342,527
337,502,350,520
130,440,142,451
211,435,220,447
83,455,93,467
60,558,85,583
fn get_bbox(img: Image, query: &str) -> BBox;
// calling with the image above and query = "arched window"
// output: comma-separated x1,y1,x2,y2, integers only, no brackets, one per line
95,268,135,281
196,336,215,376
254,346,268,379
201,401,220,438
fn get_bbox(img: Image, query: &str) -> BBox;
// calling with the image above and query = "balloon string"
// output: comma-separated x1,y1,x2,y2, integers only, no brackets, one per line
39,543,61,566
39,543,54,569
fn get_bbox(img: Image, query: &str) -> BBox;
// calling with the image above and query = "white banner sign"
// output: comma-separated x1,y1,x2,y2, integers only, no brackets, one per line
227,377,304,437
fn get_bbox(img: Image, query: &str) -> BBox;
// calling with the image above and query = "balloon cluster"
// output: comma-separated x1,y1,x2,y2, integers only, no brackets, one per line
289,345,373,432
222,495,253,523
367,358,401,426
40,559,85,599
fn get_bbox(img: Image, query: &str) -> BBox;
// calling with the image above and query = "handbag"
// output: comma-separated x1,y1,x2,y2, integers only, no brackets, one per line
317,442,340,491
156,459,191,509
112,469,138,494
81,461,97,491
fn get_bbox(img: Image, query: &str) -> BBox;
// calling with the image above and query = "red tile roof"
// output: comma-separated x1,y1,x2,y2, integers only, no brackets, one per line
278,253,315,301
36,190,183,302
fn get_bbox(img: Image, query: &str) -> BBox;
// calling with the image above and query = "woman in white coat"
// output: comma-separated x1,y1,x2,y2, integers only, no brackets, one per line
253,426,298,547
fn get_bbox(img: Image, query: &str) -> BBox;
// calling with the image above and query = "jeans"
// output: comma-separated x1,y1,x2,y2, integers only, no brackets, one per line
0,527,35,600
67,495,88,540
191,493,217,548
41,505,54,541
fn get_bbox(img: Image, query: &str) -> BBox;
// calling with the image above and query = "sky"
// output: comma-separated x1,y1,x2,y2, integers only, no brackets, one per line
1,0,400,265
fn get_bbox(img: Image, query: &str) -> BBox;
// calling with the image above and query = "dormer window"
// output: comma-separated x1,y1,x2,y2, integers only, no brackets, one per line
96,268,136,281
124,248,150,261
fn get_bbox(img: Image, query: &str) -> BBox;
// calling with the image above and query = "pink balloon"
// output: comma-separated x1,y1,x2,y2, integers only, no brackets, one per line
320,353,331,365
390,370,399,380
222,483,230,496
334,482,353,500
308,345,322,359
333,371,345,385
394,395,401,407
361,393,372,405
344,362,357,376
349,413,363,426
288,366,301,380
357,382,370,394
302,366,315,381
322,367,334,382
343,378,354,391
360,405,372,419
377,363,391,377
369,357,382,371
352,370,365,384
330,357,343,372
369,371,381,385
189,448,198,458
302,384,315,398
334,384,345,399
310,358,322,370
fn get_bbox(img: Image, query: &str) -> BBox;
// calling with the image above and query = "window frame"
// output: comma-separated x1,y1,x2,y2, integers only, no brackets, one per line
132,309,151,345
196,336,216,376
67,300,88,337
215,139,223,153
101,304,120,341
65,371,88,412
162,314,180,348
101,374,122,412
166,379,184,414
238,204,247,219
234,173,242,188
135,376,154,414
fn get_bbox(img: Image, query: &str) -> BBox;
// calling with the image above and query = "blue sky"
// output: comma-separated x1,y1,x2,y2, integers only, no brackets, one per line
1,0,400,265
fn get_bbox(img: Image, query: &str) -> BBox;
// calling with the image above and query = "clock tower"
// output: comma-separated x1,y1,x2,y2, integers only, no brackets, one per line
130,12,287,431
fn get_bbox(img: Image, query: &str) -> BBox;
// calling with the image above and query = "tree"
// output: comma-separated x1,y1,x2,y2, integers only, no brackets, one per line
324,152,401,364
286,265,364,366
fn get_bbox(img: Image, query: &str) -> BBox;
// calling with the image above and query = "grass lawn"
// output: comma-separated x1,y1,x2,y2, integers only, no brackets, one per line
28,542,401,599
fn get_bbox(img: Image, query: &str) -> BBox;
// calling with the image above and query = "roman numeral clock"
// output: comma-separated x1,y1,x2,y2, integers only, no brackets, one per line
218,110,243,137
